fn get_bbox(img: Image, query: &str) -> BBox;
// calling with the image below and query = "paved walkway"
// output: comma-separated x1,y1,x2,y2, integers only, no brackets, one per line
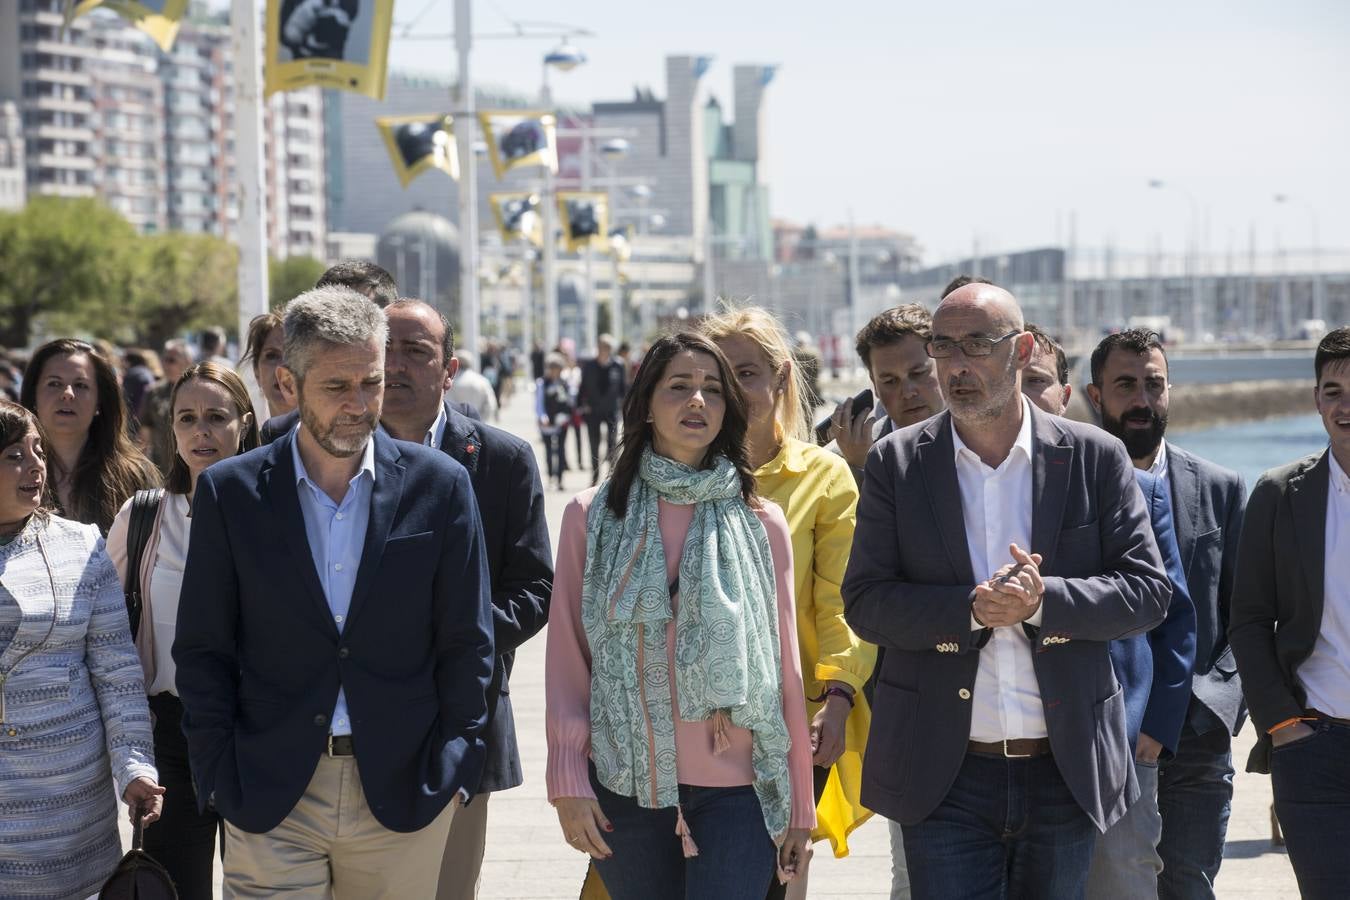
125,385,1301,897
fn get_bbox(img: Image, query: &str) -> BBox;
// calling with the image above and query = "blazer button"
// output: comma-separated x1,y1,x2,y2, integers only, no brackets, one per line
338,647,350,659
958,688,971,700
313,714,328,727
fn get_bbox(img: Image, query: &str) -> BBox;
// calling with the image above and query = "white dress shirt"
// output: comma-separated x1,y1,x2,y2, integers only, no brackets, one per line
146,493,192,697
954,397,1048,742
1147,438,1170,491
1297,451,1350,719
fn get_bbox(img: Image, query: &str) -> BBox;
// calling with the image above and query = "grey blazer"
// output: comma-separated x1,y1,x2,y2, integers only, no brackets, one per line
1229,452,1328,774
842,406,1170,832
1165,444,1247,734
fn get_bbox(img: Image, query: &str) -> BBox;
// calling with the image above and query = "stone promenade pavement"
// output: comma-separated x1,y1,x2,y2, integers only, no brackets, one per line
125,385,1300,898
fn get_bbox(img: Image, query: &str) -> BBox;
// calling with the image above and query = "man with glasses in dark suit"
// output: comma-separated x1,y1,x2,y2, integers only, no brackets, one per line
843,283,1170,899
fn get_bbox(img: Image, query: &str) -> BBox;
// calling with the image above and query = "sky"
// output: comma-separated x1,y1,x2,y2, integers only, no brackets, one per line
265,0,1350,266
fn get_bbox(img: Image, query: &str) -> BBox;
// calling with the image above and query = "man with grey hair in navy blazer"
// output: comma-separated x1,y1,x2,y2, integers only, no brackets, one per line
843,283,1170,899
174,286,495,898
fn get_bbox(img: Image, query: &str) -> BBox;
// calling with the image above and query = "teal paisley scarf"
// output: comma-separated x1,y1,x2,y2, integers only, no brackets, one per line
582,449,792,845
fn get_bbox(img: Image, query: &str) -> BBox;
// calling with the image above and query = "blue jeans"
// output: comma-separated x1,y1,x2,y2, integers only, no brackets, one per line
1157,707,1233,900
901,752,1097,900
1270,718,1350,900
589,765,776,900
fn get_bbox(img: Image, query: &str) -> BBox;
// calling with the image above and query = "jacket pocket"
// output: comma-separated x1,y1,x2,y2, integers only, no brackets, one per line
869,680,919,797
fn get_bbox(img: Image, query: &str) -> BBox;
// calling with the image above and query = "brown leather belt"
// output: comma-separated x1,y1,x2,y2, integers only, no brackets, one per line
327,735,355,757
967,738,1052,758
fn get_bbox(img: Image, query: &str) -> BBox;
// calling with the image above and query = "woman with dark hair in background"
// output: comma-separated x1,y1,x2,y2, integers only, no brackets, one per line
0,399,164,900
21,339,159,533
546,333,814,899
240,311,294,420
107,362,259,899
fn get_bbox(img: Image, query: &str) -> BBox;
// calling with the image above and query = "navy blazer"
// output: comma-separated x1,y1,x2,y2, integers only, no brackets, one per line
173,430,495,834
1165,443,1247,735
434,403,552,793
842,405,1170,832
1112,469,1197,757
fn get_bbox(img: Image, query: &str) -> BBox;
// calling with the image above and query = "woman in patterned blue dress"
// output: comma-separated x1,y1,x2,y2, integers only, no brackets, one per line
0,400,163,900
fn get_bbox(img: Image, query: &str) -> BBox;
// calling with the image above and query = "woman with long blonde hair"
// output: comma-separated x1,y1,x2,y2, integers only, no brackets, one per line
700,306,875,899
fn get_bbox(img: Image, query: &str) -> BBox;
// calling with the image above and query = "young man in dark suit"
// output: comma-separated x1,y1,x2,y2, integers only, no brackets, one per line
380,298,553,900
1230,327,1350,900
842,284,1170,899
174,287,495,897
1086,329,1247,900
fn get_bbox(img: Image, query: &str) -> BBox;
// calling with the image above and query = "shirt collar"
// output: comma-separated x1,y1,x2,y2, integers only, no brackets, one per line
291,424,377,489
951,396,1034,469
1147,438,1169,478
1330,451,1350,496
425,403,448,448
756,437,811,477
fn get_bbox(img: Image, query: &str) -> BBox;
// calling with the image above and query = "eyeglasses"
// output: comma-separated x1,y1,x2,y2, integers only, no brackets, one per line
925,331,1022,359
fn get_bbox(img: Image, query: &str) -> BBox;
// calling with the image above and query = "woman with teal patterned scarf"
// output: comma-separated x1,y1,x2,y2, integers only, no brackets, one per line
545,333,816,899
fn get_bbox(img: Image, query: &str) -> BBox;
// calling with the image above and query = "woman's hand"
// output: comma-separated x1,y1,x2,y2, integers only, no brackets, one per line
554,796,613,860
123,776,166,826
776,827,812,883
810,691,851,768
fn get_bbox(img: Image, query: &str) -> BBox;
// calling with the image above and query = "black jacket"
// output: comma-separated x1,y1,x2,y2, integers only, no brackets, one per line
435,403,553,792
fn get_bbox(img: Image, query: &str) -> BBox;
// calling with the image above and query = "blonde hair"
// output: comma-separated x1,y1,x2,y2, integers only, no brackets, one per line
698,305,810,443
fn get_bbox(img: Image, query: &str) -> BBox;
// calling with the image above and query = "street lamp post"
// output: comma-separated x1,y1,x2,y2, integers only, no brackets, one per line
539,42,585,352
1148,179,1203,342
454,0,480,360
1274,193,1323,327
230,0,269,344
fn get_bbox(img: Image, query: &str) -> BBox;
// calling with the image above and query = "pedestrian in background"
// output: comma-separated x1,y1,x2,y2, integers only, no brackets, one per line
139,339,196,477
317,258,400,307
537,353,574,491
1229,326,1350,900
546,333,814,899
107,362,259,900
21,338,159,533
701,307,874,899
240,310,293,420
577,334,626,486
0,399,164,900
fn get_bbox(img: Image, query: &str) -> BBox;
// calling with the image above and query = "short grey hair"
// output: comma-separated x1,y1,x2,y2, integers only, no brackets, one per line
162,338,194,362
282,286,388,382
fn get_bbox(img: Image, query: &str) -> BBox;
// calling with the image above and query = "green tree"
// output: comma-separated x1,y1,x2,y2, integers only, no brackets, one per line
0,197,140,347
269,255,327,308
131,232,238,348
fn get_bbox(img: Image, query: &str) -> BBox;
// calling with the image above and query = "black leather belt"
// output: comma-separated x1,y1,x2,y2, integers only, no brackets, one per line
1307,709,1350,728
968,738,1052,758
327,735,355,757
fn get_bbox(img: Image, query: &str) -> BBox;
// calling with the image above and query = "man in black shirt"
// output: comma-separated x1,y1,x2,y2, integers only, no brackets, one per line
576,333,626,485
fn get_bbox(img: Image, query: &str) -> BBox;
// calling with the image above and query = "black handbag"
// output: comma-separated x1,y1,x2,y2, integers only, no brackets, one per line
98,809,178,899
123,488,165,641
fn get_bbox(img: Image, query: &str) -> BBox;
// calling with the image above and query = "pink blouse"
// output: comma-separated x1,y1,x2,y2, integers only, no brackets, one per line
545,487,817,831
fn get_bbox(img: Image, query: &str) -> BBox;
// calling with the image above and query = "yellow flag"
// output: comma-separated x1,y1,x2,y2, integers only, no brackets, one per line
478,111,558,180
557,192,610,253
489,193,544,247
265,0,393,99
375,115,457,187
68,0,188,51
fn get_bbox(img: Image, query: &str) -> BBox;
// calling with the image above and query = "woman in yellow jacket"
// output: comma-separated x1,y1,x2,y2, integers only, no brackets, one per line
702,307,875,897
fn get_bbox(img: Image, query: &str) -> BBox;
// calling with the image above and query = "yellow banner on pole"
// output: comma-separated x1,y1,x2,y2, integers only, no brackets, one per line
264,0,393,99
375,115,458,187
557,191,610,253
68,0,188,51
478,111,558,180
489,193,544,247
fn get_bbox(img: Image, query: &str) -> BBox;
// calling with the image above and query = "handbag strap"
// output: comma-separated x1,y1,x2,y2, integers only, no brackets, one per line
123,488,165,641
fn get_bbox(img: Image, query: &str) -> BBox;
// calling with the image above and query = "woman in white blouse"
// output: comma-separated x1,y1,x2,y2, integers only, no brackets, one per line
108,361,259,900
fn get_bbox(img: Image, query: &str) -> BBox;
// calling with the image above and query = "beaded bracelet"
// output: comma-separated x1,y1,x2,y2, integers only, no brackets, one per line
809,686,856,708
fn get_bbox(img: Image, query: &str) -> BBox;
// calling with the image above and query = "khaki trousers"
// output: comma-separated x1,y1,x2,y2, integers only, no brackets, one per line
435,792,489,900
223,755,457,899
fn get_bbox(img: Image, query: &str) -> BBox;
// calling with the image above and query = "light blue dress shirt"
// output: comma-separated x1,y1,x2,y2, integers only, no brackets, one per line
291,429,376,738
